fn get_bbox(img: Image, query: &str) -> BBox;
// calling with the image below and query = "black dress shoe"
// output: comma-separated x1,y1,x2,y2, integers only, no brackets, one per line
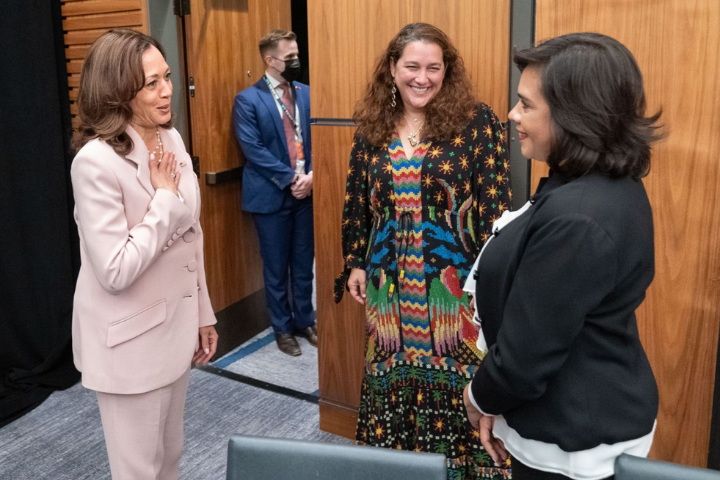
299,325,318,347
276,333,301,356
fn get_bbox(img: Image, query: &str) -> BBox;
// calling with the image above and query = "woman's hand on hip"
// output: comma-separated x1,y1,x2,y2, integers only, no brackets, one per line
192,326,218,366
149,150,181,195
347,268,367,304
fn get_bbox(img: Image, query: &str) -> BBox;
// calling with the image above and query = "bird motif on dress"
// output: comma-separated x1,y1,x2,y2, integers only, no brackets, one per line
428,266,480,357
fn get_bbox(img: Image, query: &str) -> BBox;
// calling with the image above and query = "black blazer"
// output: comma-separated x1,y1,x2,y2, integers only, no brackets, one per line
471,171,658,452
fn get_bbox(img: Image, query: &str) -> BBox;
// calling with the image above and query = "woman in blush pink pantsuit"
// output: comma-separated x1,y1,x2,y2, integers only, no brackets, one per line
70,29,218,480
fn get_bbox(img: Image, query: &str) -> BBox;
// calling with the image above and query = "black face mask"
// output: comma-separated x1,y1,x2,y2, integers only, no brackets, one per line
279,58,301,83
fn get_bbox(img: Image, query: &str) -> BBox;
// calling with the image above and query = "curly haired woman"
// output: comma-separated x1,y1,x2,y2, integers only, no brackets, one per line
336,23,511,480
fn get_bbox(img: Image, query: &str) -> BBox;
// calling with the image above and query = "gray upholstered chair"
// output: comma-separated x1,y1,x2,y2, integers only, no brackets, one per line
226,435,447,480
615,454,720,480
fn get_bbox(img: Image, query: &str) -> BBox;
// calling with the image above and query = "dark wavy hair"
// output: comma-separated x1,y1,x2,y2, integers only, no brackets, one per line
514,32,663,180
353,23,476,146
72,29,172,155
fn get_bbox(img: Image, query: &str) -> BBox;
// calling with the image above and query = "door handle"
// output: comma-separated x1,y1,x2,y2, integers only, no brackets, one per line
205,167,243,185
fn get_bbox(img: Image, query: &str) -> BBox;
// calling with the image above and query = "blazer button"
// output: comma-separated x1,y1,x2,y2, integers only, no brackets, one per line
176,228,183,235
167,239,174,247
187,260,198,272
172,233,180,241
183,228,196,243
162,246,169,252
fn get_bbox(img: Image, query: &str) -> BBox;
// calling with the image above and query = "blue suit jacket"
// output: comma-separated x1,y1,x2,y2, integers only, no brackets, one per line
232,78,312,213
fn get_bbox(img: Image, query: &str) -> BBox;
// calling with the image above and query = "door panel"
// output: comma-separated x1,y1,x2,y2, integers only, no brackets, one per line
183,0,292,313
312,125,366,436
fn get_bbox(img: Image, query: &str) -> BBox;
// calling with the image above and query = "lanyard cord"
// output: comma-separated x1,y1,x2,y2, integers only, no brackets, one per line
263,75,300,131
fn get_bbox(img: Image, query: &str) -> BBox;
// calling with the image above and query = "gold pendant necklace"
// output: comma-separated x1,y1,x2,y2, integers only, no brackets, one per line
405,115,425,147
408,131,420,147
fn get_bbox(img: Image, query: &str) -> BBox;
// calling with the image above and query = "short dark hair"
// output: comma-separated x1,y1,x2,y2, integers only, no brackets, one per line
258,30,296,58
513,32,663,180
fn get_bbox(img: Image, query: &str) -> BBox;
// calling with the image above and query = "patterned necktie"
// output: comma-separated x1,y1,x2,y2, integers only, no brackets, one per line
277,83,297,170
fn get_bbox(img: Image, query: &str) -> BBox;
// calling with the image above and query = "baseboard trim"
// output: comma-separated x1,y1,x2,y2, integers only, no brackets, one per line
319,399,358,440
199,365,319,404
213,289,270,359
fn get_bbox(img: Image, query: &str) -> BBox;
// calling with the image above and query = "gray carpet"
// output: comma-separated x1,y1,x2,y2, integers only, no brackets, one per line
0,369,349,479
213,327,319,395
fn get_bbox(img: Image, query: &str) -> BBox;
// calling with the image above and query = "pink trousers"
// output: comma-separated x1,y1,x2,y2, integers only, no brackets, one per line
96,369,190,480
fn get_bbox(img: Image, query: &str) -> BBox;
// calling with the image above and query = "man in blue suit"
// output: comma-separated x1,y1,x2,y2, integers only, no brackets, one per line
232,30,315,356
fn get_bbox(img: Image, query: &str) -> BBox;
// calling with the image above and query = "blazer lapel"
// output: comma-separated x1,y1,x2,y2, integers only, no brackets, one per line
125,125,155,197
257,80,290,158
294,83,310,148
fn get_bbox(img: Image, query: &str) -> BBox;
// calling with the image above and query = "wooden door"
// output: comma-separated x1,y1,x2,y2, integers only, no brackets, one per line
309,0,511,438
182,0,291,351
533,0,720,467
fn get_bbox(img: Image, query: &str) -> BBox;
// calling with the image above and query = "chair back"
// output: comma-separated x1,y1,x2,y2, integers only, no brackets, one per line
227,435,447,480
615,454,720,480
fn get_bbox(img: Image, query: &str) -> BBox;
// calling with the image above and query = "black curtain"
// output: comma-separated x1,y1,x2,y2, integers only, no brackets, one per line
291,0,310,85
0,0,80,427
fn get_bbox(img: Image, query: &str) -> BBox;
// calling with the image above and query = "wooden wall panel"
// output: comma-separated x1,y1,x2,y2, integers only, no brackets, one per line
61,0,148,133
64,28,114,45
183,0,290,310
62,0,140,17
67,61,84,75
313,126,367,411
308,0,510,121
534,0,720,467
62,11,144,31
65,45,91,60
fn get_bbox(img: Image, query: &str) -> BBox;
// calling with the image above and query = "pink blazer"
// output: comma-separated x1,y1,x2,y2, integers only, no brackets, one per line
71,126,216,394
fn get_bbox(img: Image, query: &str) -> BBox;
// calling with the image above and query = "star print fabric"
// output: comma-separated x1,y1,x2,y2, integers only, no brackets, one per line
340,103,512,479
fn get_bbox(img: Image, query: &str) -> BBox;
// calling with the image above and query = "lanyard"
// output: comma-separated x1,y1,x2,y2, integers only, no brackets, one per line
263,76,300,138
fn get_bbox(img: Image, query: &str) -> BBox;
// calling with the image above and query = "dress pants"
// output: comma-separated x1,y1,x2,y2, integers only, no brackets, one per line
252,192,315,335
96,369,190,480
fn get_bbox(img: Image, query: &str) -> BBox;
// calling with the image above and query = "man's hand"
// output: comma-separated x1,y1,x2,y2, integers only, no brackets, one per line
291,172,313,199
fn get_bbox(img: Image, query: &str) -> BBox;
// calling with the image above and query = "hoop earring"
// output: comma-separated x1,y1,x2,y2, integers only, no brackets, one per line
390,84,397,109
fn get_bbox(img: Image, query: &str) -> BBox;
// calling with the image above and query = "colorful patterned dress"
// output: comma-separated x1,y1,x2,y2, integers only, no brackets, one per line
338,104,512,479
